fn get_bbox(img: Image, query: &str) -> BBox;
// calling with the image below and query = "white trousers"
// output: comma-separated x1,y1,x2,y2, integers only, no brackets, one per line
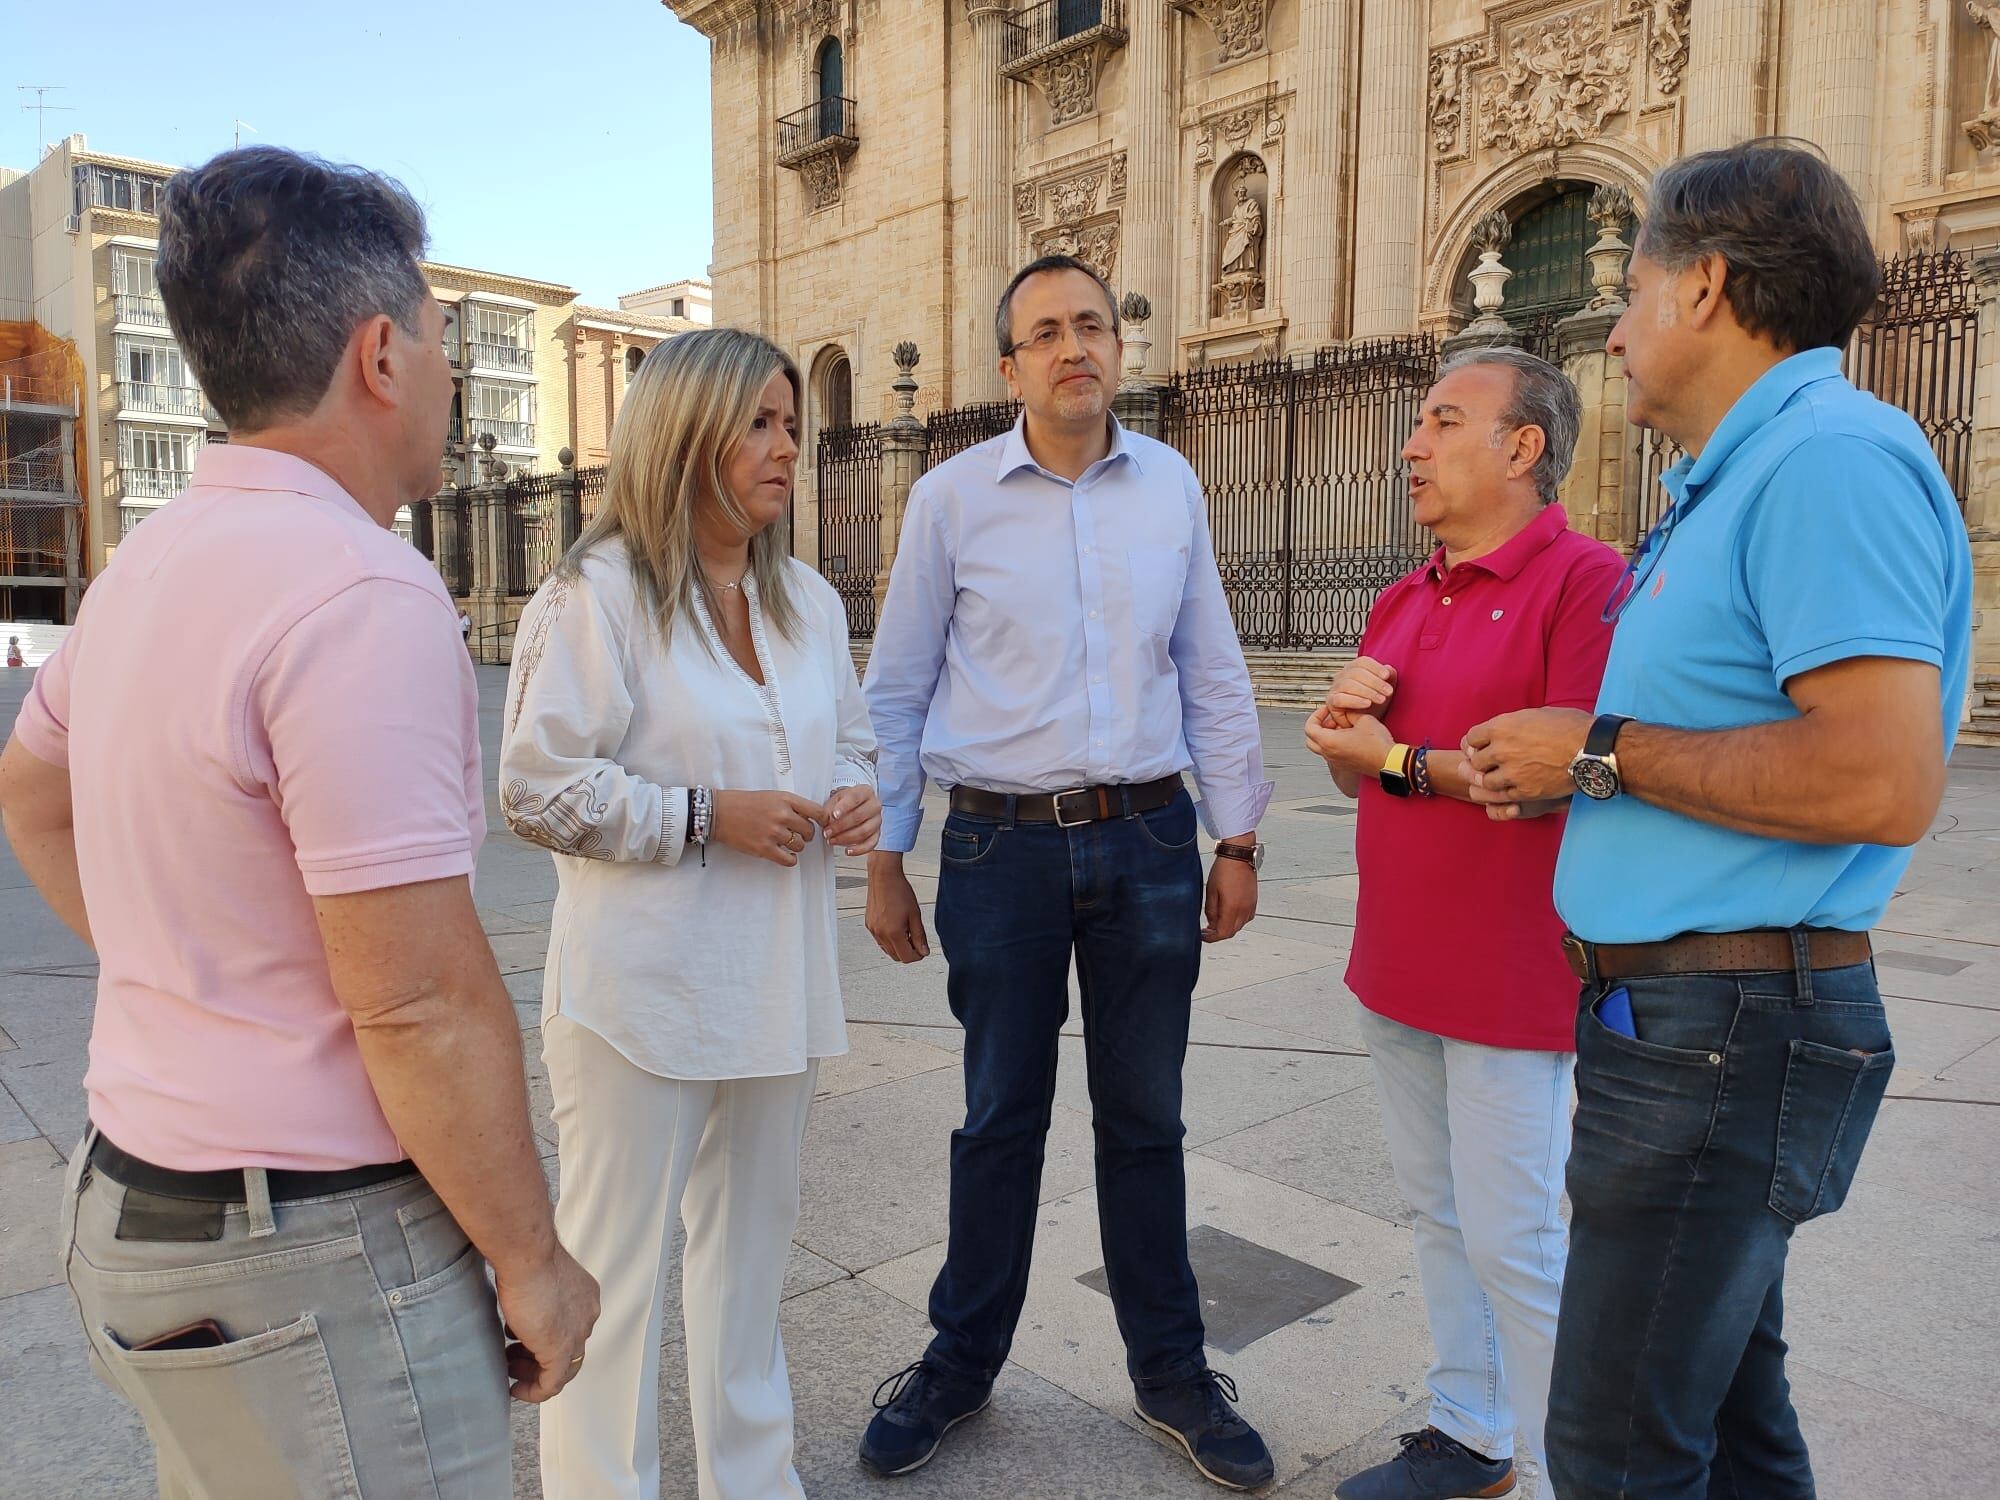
539,1015,818,1500
1357,1005,1573,1491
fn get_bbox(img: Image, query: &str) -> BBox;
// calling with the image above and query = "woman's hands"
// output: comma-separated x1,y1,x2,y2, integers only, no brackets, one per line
706,785,883,866
710,791,826,867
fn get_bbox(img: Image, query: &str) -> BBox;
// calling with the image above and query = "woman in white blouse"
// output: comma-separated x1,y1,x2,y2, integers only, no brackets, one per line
500,328,879,1500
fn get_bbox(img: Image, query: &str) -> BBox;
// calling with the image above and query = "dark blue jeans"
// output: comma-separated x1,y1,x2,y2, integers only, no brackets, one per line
1547,949,1896,1500
923,787,1208,1388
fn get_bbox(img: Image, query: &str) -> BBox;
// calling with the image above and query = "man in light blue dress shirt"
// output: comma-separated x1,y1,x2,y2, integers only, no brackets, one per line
856,255,1276,1491
1465,142,1970,1499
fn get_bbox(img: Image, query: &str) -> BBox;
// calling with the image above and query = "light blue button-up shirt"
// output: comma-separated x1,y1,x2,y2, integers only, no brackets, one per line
863,415,1273,854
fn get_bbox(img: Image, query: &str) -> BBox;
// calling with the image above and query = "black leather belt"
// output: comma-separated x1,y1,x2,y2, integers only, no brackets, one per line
89,1133,418,1205
1563,928,1873,984
949,775,1182,827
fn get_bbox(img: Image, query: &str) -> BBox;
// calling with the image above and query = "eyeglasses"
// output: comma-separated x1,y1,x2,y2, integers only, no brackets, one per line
1602,492,1698,622
1003,317,1116,358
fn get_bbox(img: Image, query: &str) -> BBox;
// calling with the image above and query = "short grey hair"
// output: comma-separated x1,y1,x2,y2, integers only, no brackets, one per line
1436,346,1581,505
156,146,431,432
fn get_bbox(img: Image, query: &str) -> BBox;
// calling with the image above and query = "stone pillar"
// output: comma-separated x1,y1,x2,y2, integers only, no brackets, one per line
875,343,932,617
1967,250,2000,680
1682,0,1774,151
1286,0,1353,345
1112,292,1170,437
1554,187,1636,547
1350,0,1424,338
1122,0,1178,376
1790,0,1878,216
962,3,1015,401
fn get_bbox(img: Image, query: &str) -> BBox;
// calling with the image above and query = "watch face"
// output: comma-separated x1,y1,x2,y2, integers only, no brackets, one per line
1572,757,1620,801
1250,842,1266,871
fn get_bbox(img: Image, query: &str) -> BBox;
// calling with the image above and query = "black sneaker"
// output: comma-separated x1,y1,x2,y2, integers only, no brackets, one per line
1133,1368,1276,1491
858,1360,993,1478
1333,1427,1518,1500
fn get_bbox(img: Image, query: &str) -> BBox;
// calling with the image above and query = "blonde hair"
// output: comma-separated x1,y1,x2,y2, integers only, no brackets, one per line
563,326,803,646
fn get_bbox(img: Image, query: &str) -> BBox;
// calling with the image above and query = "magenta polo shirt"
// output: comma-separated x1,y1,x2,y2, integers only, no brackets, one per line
1344,503,1623,1052
12,446,483,1171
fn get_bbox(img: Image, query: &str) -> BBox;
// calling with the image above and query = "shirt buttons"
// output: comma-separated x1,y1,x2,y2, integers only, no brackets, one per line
1092,675,1103,684
1441,596,1453,605
1088,610,1098,619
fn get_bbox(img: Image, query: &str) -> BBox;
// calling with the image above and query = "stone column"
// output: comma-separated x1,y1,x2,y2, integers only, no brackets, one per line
962,2,1015,401
1122,0,1178,375
1967,250,2000,683
1789,0,1878,216
1350,0,1424,339
1286,0,1353,345
875,343,932,618
1682,0,1775,151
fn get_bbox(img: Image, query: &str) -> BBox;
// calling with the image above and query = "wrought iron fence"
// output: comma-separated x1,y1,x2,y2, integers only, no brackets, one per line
409,498,436,561
816,422,883,638
501,473,568,595
1847,251,1978,504
926,401,1019,462
435,495,473,596
576,465,608,533
777,96,858,162
1164,337,1439,648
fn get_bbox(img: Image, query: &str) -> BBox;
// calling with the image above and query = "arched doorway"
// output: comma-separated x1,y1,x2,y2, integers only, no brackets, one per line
1496,183,1595,357
819,349,853,431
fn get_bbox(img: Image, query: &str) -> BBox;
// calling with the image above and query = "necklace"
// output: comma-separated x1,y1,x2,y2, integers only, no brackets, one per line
700,563,749,593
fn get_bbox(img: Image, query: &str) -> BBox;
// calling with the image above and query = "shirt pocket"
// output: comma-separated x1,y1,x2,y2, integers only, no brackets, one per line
1124,544,1189,639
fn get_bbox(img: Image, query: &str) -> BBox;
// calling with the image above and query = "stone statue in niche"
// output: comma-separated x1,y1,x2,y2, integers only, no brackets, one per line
1219,185,1263,275
1211,158,1268,321
1968,0,2000,150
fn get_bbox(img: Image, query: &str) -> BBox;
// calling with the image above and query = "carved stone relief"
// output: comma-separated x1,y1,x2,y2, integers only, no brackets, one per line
1480,10,1636,153
798,154,843,211
1647,0,1691,95
1428,41,1491,160
1168,0,1268,64
1967,0,2000,151
1018,153,1124,278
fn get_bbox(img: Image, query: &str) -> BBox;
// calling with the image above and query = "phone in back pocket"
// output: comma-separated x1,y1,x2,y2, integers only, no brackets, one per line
1596,985,1637,1039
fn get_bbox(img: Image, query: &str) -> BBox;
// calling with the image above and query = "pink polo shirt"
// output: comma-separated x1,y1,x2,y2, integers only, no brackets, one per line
1345,503,1623,1052
12,446,483,1170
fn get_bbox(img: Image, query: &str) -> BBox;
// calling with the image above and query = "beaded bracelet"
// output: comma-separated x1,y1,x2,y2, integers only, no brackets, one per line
690,786,712,867
1411,742,1435,799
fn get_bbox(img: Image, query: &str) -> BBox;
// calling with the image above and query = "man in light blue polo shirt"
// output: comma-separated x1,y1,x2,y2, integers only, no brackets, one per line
1463,140,1969,1499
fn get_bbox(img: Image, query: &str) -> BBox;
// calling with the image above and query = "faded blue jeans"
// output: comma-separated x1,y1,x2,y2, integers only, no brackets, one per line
1547,950,1895,1500
923,786,1209,1388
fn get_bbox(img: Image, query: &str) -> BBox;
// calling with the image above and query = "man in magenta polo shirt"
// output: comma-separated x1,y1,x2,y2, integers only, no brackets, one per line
0,147,595,1496
1305,348,1621,1500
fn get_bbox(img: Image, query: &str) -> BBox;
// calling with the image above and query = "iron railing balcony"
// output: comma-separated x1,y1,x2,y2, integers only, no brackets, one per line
442,332,463,367
118,381,206,418
468,416,535,448
113,293,171,330
1001,0,1125,70
118,466,189,500
776,96,859,169
465,340,535,374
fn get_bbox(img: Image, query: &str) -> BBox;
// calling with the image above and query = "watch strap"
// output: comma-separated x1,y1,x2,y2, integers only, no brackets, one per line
1213,842,1258,866
1584,714,1633,758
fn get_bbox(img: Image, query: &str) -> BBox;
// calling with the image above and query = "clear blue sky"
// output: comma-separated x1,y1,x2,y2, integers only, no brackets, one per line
6,1,714,306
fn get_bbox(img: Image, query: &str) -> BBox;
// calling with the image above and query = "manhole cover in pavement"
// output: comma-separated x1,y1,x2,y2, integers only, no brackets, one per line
1077,1224,1361,1354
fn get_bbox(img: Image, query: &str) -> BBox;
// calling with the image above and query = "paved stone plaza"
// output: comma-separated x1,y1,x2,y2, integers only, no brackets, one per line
2,664,1995,1498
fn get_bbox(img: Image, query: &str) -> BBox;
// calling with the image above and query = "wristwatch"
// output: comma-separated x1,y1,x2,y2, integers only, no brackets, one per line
1568,714,1634,800
1378,744,1415,799
1214,840,1265,872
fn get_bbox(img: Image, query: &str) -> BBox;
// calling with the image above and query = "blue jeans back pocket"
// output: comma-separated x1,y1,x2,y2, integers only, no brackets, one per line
1769,1039,1895,1223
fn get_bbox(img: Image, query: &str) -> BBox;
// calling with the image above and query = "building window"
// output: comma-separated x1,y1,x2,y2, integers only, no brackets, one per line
112,250,159,297
1503,186,1594,319
464,303,536,373
118,425,202,498
818,349,854,430
671,298,686,317
467,378,537,447
625,345,646,381
81,165,167,215
115,335,194,391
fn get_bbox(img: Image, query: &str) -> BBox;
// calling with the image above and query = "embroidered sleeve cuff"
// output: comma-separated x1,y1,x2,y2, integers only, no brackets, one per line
654,786,691,867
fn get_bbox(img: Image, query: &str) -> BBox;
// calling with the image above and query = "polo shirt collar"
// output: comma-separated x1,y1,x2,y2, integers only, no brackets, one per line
1425,500,1570,581
996,412,1141,483
191,443,376,526
1676,346,1844,495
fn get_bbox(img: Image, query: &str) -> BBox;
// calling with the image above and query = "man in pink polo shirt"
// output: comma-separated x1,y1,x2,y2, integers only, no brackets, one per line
1304,348,1621,1500
0,147,595,1497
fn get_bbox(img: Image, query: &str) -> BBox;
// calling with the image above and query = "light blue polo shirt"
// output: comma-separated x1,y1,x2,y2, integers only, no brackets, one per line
1556,348,1972,943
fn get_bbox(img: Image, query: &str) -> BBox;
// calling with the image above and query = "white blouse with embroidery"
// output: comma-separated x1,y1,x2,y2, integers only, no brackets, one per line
498,541,876,1080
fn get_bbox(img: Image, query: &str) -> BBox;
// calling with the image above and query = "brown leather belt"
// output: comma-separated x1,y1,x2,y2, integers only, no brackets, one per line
1562,928,1873,984
948,775,1182,827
